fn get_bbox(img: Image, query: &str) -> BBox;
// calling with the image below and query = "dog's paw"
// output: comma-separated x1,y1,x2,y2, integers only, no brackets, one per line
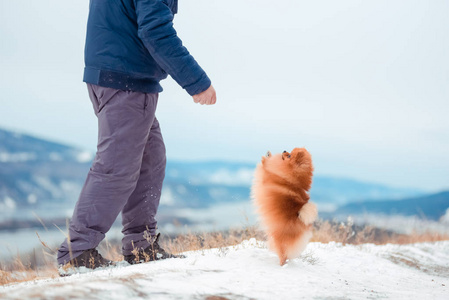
298,202,318,225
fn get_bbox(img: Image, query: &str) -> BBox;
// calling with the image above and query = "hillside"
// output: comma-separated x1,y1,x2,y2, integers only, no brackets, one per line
336,191,449,221
0,129,92,220
1,239,448,299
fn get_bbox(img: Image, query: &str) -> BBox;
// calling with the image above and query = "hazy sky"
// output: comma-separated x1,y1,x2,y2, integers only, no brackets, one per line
1,0,448,191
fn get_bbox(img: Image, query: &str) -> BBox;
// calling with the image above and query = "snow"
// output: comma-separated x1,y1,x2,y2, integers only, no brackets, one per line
441,208,449,224
27,194,37,204
59,180,82,194
176,184,188,195
76,151,94,163
49,152,62,161
315,202,338,213
161,186,176,206
209,168,254,186
1,239,448,299
208,187,228,198
2,197,16,210
0,152,36,163
33,176,63,199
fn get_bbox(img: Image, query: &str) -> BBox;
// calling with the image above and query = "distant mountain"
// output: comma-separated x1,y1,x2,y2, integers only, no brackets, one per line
0,128,424,224
310,176,423,204
335,191,449,220
0,129,93,163
0,129,93,219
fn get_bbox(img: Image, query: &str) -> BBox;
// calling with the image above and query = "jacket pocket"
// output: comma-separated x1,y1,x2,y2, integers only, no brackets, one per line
163,0,178,15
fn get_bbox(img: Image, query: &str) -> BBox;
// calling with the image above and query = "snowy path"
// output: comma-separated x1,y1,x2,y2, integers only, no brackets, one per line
1,240,448,300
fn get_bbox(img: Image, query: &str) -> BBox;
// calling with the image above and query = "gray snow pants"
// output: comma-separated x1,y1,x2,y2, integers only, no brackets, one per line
57,84,166,265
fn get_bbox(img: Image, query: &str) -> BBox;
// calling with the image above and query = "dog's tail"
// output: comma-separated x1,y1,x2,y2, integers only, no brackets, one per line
298,202,318,225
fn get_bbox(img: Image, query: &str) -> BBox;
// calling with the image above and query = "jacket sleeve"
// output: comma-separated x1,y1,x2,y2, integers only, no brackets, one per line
134,0,211,96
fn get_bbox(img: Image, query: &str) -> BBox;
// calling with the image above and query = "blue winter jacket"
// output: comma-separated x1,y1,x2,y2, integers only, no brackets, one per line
83,0,211,96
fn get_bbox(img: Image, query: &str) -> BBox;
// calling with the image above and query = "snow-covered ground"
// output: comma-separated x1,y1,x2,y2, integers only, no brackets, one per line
1,239,448,300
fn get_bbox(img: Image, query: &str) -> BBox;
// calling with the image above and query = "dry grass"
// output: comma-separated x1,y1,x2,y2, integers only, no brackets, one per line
1,220,448,286
0,256,58,286
311,219,449,245
0,239,59,286
160,226,265,254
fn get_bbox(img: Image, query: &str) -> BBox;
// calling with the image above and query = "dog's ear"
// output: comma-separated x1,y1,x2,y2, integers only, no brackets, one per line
293,151,305,165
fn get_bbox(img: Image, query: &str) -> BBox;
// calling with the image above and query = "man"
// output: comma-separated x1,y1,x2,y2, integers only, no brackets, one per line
57,0,216,270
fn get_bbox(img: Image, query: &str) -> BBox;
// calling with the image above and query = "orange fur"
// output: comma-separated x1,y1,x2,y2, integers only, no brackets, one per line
252,148,317,266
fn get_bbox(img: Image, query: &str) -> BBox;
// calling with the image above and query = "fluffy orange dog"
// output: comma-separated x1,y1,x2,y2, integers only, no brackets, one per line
252,148,317,266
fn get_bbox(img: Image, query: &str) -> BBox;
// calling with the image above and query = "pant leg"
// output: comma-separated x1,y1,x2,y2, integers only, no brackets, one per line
121,117,166,255
57,84,159,265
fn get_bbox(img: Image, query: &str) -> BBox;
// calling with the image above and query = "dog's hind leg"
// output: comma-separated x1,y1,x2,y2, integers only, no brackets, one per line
277,245,288,266
279,255,287,266
270,238,288,266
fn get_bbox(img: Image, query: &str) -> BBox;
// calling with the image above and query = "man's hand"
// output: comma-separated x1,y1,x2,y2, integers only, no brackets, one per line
192,85,216,105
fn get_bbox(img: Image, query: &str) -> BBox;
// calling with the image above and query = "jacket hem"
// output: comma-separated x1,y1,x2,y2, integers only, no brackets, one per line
83,67,163,94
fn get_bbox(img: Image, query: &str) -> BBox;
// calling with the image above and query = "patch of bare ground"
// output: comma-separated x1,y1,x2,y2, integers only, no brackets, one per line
383,252,449,278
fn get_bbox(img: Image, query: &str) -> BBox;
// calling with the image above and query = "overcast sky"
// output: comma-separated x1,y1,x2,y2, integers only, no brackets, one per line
1,0,448,191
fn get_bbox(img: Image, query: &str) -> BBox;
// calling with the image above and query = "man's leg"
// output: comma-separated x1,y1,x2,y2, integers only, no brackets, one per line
57,84,159,265
121,117,166,256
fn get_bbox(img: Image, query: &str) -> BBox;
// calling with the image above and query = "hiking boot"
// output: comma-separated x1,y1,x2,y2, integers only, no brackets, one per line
124,233,185,264
59,249,114,276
